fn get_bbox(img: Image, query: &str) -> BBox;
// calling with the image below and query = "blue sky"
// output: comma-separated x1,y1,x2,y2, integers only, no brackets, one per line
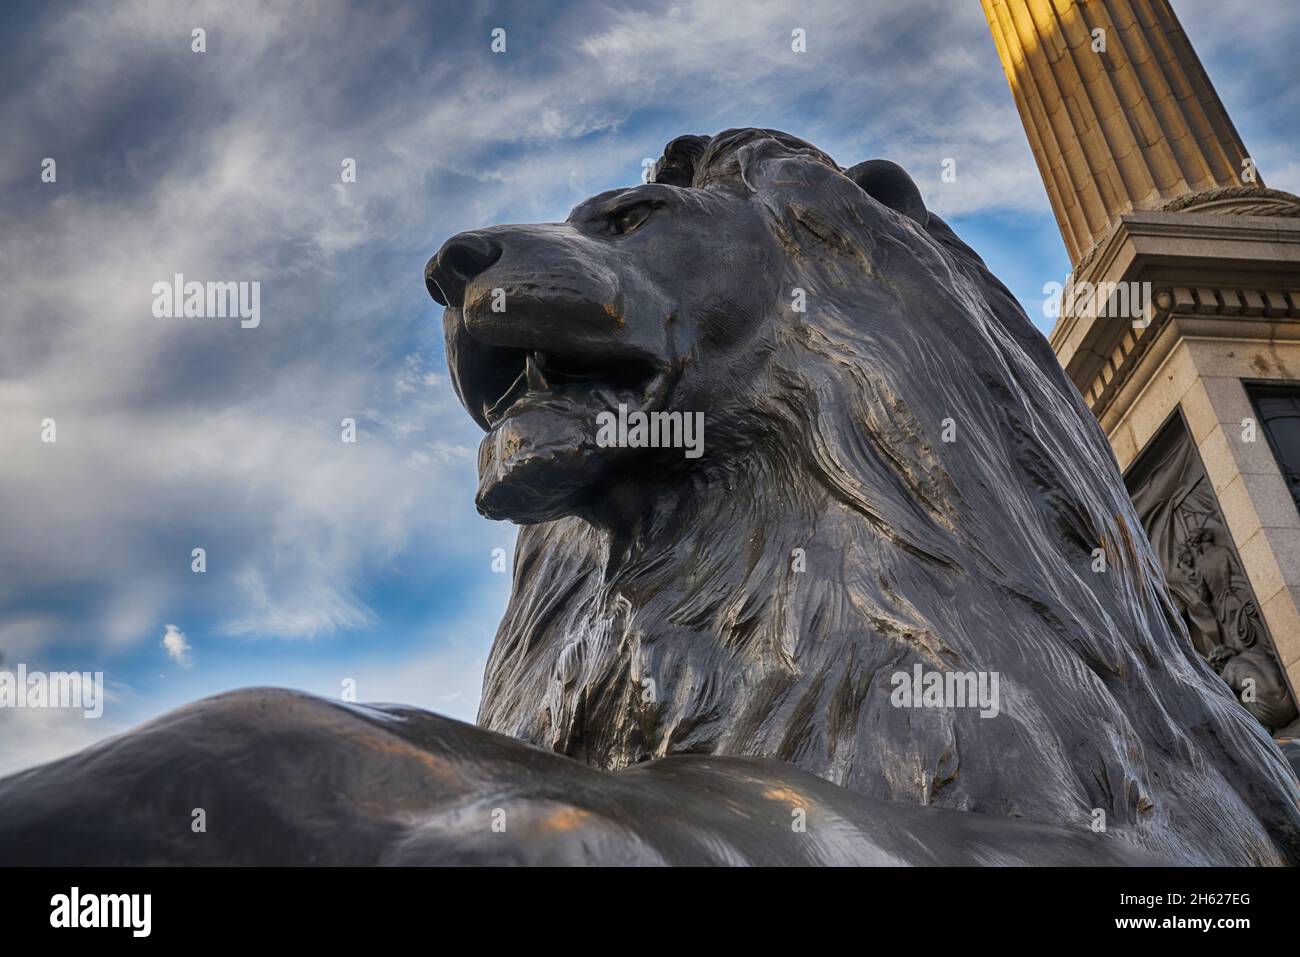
1,0,1297,773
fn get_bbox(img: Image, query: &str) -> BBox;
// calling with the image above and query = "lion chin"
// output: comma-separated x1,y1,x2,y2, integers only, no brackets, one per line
472,400,614,524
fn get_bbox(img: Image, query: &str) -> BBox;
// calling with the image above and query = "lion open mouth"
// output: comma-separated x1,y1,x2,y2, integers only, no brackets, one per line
463,345,665,430
454,337,676,523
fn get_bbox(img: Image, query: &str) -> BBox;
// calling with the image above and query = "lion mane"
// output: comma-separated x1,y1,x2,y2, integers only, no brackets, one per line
477,129,1300,865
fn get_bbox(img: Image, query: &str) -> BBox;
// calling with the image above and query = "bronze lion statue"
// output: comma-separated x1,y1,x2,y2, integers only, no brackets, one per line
1,128,1296,866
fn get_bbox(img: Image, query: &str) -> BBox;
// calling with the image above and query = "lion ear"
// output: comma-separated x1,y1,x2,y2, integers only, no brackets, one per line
651,134,712,187
842,159,928,226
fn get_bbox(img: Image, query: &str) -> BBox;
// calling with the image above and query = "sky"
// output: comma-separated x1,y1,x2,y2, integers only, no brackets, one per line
1,0,1297,775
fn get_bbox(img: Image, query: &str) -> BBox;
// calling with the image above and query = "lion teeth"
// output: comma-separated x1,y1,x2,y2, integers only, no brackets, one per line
526,351,549,391
485,371,525,422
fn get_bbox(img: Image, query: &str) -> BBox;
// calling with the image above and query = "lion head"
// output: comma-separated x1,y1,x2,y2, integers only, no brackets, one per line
426,128,1300,865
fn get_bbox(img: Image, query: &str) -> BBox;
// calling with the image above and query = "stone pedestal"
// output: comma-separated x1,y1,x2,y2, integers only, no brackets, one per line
984,0,1300,732
1053,208,1300,730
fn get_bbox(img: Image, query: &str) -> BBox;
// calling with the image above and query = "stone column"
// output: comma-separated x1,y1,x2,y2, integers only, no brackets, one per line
981,0,1256,265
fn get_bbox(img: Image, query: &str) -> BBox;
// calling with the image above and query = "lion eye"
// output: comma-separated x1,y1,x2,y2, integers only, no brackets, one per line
608,203,656,235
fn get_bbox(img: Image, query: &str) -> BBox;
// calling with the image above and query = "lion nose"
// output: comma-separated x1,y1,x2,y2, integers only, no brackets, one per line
425,232,503,308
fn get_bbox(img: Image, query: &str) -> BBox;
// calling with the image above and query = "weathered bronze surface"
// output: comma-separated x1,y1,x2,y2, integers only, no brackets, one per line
2,129,1298,865
0,688,1167,865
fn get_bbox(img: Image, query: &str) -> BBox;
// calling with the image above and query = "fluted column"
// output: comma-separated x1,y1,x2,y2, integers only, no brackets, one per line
982,0,1257,265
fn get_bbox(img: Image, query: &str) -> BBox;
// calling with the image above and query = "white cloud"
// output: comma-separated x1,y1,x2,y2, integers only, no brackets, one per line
162,624,192,666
